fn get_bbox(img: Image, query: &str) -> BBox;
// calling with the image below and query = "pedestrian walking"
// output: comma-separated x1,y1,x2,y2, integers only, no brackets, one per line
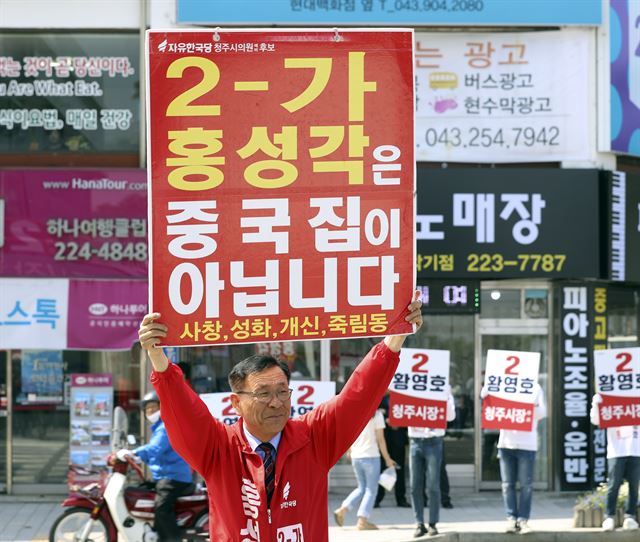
333,409,397,530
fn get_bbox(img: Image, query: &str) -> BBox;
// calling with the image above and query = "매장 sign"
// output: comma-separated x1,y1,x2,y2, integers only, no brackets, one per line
388,348,450,429
176,0,602,26
0,169,148,278
201,380,336,425
415,30,591,163
610,0,640,157
416,168,603,279
147,29,415,346
594,347,640,428
0,33,139,157
0,278,147,350
481,349,540,431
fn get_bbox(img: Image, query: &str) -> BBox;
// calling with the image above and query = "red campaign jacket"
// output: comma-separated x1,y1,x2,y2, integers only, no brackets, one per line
151,341,400,542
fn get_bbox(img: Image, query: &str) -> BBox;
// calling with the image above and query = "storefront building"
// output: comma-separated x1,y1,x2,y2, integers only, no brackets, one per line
3,0,640,495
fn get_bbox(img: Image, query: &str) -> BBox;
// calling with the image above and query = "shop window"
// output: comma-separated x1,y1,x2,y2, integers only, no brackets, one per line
607,287,640,348
0,32,140,167
480,289,520,318
10,348,140,486
179,341,321,395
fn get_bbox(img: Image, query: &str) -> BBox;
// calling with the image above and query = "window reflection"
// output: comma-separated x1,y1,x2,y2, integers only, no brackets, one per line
480,289,520,319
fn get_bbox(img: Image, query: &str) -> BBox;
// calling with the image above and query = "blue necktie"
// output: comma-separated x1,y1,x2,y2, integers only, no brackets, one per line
258,442,275,506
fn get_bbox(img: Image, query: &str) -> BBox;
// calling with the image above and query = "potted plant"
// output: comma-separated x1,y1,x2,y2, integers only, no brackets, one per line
573,482,635,528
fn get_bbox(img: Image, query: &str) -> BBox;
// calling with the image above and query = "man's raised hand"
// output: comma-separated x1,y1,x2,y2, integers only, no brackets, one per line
138,313,170,372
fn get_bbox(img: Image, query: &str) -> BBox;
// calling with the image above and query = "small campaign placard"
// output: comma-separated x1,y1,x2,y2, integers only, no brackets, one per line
201,380,336,425
594,347,640,428
388,348,450,429
482,349,540,431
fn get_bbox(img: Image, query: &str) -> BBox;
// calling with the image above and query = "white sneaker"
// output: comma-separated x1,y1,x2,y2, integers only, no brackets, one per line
622,516,639,530
602,517,615,531
505,518,518,533
518,520,532,534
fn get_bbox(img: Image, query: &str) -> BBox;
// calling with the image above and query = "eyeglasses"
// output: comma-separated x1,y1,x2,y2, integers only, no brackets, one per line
236,388,293,404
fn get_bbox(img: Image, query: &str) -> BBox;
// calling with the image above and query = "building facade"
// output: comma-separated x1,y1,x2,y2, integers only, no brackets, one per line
1,0,639,495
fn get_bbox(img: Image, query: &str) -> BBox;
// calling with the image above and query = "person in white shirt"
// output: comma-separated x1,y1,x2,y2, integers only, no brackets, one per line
481,383,546,535
333,409,396,531
590,394,640,532
408,388,456,538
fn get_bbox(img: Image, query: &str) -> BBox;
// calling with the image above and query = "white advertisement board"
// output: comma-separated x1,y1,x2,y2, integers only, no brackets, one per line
415,30,591,163
0,278,69,349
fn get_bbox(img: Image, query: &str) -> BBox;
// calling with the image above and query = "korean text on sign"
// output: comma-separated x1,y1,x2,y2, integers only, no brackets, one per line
389,348,450,429
481,349,540,431
594,347,640,428
146,29,415,346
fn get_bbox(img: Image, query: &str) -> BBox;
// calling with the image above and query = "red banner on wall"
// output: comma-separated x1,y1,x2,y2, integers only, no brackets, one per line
147,29,415,346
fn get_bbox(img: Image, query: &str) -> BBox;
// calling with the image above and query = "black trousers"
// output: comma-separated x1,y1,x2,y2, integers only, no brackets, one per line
376,429,408,505
154,479,195,542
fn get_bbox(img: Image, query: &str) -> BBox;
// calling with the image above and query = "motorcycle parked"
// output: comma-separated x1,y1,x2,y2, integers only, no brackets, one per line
49,407,209,542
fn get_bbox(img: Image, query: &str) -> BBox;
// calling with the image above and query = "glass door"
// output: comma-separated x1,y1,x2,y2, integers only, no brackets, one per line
475,283,551,490
12,350,68,492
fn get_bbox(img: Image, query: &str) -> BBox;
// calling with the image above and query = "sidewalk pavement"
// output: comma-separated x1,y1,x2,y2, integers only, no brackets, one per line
0,490,637,542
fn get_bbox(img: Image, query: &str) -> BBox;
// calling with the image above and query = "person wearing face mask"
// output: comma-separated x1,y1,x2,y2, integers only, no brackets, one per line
117,390,194,542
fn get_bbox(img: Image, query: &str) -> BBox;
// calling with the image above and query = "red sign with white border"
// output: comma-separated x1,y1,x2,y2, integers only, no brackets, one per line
146,29,415,346
594,347,640,428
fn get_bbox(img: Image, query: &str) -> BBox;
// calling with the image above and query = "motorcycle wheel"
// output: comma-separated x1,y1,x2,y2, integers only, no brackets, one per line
49,507,110,542
188,510,209,541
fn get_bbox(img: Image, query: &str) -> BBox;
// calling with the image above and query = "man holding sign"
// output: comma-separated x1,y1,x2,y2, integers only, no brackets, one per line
137,293,422,542
387,348,455,537
480,350,546,535
590,347,640,532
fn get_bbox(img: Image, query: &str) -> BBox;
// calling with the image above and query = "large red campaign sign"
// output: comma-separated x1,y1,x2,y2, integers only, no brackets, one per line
147,29,415,346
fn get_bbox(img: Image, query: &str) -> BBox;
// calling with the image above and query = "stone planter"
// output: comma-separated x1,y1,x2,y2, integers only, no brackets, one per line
572,505,640,528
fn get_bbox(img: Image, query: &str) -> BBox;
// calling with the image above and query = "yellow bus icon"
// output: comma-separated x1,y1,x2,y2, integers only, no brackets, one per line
429,72,458,90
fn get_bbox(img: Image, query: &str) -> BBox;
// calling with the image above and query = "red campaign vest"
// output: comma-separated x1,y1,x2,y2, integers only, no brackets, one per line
152,341,399,542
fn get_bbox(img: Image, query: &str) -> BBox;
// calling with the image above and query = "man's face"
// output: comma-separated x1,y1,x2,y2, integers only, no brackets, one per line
144,402,160,417
231,365,291,442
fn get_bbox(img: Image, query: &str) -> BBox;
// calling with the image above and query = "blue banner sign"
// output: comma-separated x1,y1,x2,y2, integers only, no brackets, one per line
177,0,602,26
